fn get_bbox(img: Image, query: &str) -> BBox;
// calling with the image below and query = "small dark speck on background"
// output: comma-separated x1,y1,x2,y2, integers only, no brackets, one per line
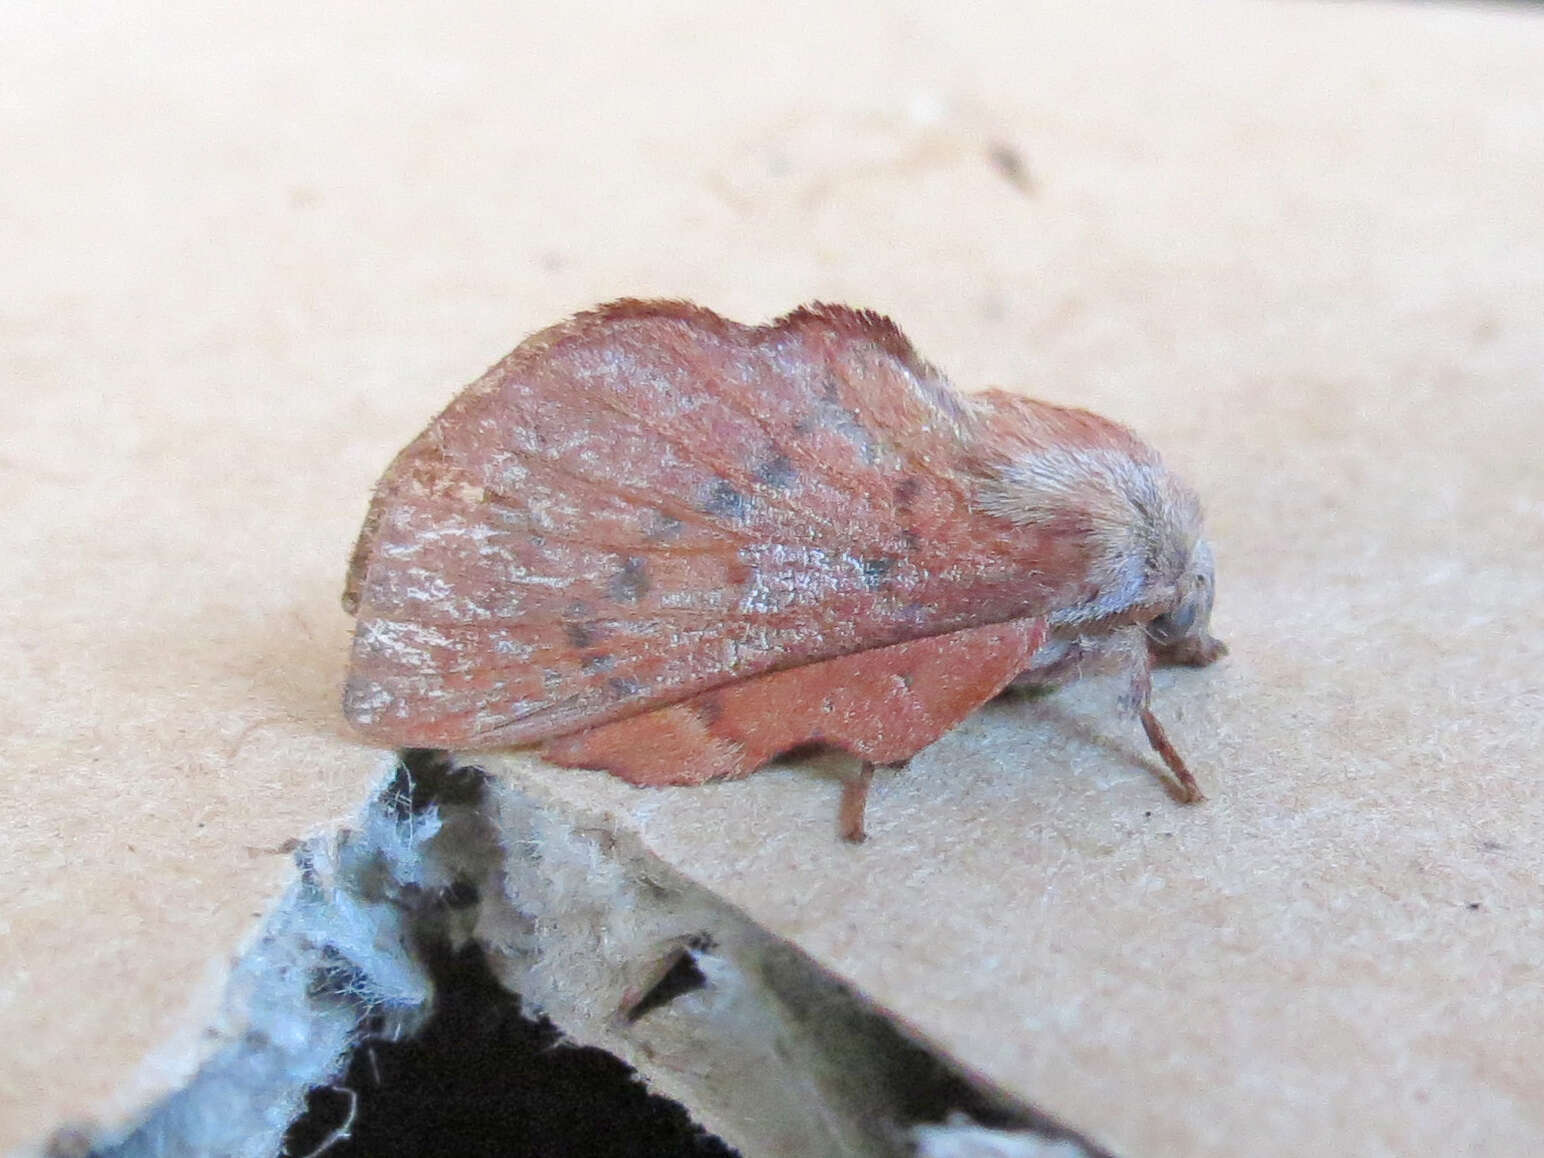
986,142,1034,194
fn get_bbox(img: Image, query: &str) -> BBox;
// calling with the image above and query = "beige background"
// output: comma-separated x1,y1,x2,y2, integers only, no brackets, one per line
3,1,1542,1154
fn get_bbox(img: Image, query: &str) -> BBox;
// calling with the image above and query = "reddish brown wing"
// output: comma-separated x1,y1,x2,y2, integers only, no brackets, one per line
343,301,1089,747
541,617,1049,784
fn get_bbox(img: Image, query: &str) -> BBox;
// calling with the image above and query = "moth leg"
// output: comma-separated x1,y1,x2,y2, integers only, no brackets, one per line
1124,643,1205,804
839,762,875,843
1140,707,1203,803
838,758,912,843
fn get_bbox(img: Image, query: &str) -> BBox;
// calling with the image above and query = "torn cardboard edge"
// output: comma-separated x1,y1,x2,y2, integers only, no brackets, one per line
34,750,1118,1158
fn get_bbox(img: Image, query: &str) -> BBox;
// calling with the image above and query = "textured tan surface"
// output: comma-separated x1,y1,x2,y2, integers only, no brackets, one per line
4,1,1542,1154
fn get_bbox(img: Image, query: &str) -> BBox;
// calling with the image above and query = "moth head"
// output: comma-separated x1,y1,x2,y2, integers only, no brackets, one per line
1146,537,1227,667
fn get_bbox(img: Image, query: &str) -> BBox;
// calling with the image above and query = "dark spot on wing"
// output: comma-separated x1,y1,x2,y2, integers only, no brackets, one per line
609,556,651,603
754,453,797,489
609,676,643,698
580,653,615,673
893,477,920,509
860,556,897,591
564,622,597,649
701,478,749,520
901,528,920,550
692,696,725,726
818,377,879,463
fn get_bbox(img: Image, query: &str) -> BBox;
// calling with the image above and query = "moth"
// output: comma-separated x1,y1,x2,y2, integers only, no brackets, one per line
342,300,1226,840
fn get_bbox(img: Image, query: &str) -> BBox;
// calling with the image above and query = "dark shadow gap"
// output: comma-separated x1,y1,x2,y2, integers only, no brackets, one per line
283,938,739,1158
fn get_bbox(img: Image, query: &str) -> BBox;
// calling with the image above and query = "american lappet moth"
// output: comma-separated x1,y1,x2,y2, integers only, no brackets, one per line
341,300,1226,841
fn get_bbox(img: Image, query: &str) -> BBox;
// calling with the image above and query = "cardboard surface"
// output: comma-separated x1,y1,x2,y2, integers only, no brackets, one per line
4,1,1542,1154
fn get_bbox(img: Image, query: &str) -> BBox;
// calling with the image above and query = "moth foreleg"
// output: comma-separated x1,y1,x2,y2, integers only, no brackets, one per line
1121,633,1205,804
1139,704,1204,803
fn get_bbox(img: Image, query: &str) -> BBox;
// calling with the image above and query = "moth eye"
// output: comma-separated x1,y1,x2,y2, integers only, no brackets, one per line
1148,593,1199,645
